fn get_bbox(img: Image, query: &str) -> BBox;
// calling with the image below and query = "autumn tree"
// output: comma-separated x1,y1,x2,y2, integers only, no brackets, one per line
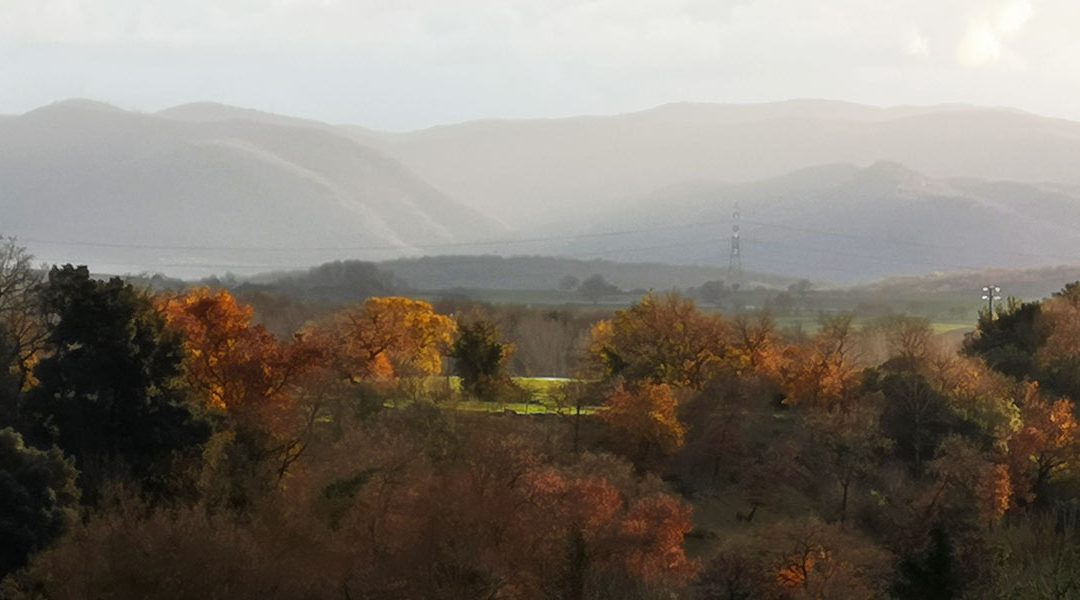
589,293,729,389
927,356,1020,450
600,383,686,469
1033,284,1080,399
782,314,862,410
701,518,892,599
160,288,325,490
1007,384,1080,508
328,296,456,382
729,312,786,378
161,288,316,425
25,266,208,501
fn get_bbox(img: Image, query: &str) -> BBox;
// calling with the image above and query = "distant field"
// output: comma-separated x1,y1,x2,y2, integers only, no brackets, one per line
772,315,973,335
443,376,600,415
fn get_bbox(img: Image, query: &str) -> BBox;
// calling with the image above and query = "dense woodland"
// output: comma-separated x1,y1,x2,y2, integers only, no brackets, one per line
5,236,1080,599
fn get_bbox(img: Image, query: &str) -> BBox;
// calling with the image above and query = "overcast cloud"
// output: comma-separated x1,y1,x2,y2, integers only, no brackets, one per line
2,0,1079,129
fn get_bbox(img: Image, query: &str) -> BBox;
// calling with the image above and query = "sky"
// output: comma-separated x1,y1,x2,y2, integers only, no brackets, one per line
2,0,1080,130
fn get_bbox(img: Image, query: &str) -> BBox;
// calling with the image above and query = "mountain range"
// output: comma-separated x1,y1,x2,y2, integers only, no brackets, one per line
4,98,1080,283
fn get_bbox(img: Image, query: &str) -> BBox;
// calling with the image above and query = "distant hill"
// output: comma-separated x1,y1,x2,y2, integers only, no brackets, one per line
8,98,1080,285
0,100,505,277
377,255,793,292
355,100,1080,227
860,264,1080,301
543,162,1080,283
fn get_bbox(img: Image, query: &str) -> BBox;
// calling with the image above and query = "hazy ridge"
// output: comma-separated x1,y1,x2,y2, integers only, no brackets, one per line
5,98,1080,284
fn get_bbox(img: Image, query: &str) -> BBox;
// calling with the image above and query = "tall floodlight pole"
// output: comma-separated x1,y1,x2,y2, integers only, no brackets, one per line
982,285,1002,315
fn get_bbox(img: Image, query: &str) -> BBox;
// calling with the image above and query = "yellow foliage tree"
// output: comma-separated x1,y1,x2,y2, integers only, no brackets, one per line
326,297,456,383
782,315,862,411
588,293,729,389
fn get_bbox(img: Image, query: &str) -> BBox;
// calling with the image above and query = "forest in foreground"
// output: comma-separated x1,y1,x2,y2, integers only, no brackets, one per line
5,236,1080,599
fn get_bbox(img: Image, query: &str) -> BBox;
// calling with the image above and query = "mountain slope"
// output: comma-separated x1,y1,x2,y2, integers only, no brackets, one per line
353,100,1080,227
0,100,504,276
545,162,1080,283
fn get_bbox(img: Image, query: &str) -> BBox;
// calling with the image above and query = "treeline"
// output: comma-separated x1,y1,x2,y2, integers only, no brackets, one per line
582,292,1080,598
5,233,1080,598
0,239,691,599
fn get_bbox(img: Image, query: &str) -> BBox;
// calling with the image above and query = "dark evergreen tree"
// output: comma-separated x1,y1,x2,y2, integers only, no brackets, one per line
0,330,21,430
892,526,961,600
577,274,620,304
451,319,513,402
961,298,1044,381
25,265,208,501
0,427,79,577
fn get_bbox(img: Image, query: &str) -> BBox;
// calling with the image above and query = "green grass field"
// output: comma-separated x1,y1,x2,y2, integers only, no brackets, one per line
445,376,600,415
772,315,973,335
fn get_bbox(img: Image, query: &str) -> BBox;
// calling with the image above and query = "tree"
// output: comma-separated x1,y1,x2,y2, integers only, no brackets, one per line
0,238,46,394
892,526,962,600
927,436,1012,530
787,279,813,314
927,356,1019,450
729,312,786,377
599,383,685,469
160,288,317,427
0,329,22,429
868,365,953,475
450,318,514,402
0,427,79,578
962,297,1043,381
160,288,324,485
328,296,456,382
1034,287,1080,399
1007,384,1080,508
782,314,861,410
558,274,580,291
589,293,729,389
695,280,729,306
802,403,891,523
25,265,208,500
578,274,620,303
707,517,892,599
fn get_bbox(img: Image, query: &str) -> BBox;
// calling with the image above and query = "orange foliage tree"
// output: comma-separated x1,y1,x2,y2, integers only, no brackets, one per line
323,296,456,382
1007,383,1080,507
588,293,729,389
600,383,686,468
782,314,863,410
160,288,323,480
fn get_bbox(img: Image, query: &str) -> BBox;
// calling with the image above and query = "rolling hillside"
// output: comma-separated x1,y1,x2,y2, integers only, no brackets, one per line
6,99,1080,284
0,100,504,277
545,162,1080,283
356,100,1080,227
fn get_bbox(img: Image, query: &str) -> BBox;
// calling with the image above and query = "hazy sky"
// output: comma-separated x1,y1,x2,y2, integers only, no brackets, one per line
3,0,1079,130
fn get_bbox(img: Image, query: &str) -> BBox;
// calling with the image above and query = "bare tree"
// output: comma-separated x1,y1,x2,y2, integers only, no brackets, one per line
0,238,46,391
